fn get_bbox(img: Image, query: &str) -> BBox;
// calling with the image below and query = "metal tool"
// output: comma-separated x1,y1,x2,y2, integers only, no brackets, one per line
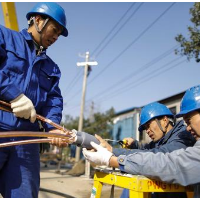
104,139,128,148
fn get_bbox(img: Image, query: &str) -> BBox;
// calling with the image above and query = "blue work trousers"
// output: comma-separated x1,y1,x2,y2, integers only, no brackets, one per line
0,137,40,198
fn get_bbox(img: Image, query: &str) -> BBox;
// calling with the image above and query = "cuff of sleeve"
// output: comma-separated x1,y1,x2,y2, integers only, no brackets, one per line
119,163,125,172
1,84,22,101
43,122,58,132
118,155,129,173
117,155,126,165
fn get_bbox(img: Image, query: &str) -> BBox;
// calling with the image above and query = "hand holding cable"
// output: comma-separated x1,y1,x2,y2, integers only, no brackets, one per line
10,94,36,123
49,129,77,148
95,134,113,152
0,99,78,148
82,142,113,166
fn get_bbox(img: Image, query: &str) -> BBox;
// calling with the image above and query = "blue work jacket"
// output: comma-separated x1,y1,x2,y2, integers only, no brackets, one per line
113,120,196,156
116,120,195,198
0,25,63,131
118,140,200,198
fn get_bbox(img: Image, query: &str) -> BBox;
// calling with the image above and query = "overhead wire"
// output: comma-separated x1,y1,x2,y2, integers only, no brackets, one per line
94,3,144,58
64,3,139,105
62,70,82,98
96,57,186,103
88,3,176,85
66,51,182,112
64,2,177,115
65,3,176,106
91,2,136,57
61,2,136,102
64,54,185,118
86,45,178,101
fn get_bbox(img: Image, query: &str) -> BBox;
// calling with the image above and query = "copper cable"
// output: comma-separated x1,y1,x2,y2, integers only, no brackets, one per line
0,131,71,139
0,100,71,134
0,131,73,148
0,138,52,148
0,100,76,147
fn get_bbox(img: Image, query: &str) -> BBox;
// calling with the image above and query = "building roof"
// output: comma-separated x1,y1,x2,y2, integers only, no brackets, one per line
115,90,185,116
115,106,140,116
159,91,185,105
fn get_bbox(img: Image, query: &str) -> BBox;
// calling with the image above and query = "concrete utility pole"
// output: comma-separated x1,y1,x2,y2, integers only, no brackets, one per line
75,52,98,166
89,101,95,123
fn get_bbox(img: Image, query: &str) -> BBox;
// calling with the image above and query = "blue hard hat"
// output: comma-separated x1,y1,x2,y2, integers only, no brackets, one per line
26,2,68,37
176,85,200,118
138,102,174,132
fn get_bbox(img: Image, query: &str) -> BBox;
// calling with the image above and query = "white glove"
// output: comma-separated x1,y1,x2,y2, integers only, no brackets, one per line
10,94,37,123
82,141,113,166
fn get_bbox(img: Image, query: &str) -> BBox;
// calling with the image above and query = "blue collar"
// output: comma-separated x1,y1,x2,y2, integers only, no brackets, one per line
156,120,184,145
20,28,47,54
20,28,33,41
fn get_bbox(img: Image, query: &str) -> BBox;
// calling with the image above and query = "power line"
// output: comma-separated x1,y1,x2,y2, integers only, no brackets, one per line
94,3,144,58
87,45,178,101
62,70,82,97
88,3,176,85
96,57,185,103
65,56,182,112
64,3,176,106
97,57,183,102
65,57,187,113
64,3,137,101
91,3,136,56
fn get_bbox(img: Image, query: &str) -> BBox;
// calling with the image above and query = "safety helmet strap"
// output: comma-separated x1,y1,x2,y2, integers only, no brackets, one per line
155,118,170,135
30,16,49,55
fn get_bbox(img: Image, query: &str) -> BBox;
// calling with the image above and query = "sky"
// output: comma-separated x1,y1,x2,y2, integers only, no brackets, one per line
0,2,200,121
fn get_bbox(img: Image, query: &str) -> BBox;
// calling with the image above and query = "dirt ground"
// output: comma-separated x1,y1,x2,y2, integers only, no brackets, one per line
39,162,123,198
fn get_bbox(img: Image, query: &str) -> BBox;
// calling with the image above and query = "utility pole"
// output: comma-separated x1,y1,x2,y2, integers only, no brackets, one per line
89,101,95,123
75,52,98,170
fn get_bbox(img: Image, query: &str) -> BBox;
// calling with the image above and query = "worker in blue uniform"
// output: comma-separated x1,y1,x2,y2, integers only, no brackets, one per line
83,102,195,198
0,2,68,198
116,102,195,198
83,85,200,198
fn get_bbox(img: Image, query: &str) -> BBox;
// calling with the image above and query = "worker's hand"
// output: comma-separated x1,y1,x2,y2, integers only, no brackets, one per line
10,94,37,123
82,142,113,166
95,134,113,152
48,129,68,148
122,137,134,148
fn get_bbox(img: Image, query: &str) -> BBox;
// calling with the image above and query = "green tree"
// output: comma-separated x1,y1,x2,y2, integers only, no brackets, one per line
83,107,115,139
175,3,200,62
61,114,79,130
62,107,115,139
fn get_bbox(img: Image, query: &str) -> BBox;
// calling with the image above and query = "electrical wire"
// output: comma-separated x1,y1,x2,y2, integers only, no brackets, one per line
91,3,136,57
62,70,82,97
64,3,176,108
96,58,186,103
88,3,176,85
94,3,144,58
87,45,178,101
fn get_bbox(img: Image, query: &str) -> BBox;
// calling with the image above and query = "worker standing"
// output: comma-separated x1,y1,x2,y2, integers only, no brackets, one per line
0,2,68,197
